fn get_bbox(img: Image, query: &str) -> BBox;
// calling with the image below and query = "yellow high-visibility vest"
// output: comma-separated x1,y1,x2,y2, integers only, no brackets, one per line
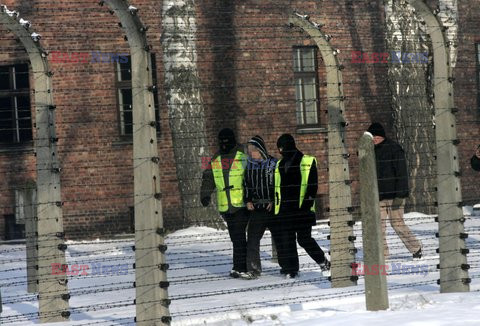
274,155,316,215
212,151,247,212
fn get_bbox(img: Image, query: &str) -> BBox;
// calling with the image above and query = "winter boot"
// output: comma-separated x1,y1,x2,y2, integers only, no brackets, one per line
285,272,298,279
413,248,422,259
238,272,257,280
229,270,240,278
320,258,331,277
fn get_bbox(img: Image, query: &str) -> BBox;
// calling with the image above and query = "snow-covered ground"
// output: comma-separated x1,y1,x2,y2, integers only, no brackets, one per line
1,208,480,325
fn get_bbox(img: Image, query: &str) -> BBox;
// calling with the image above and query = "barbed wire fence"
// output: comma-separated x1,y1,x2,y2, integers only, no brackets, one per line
0,0,479,325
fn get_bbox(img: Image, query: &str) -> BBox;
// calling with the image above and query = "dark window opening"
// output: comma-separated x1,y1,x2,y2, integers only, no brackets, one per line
0,64,32,144
4,215,25,240
115,54,160,137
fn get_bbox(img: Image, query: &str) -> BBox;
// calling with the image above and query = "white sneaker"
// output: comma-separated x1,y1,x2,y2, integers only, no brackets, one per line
238,272,257,280
320,258,331,277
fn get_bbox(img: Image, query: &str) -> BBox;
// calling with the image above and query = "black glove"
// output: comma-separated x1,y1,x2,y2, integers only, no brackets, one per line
300,199,314,212
201,196,211,207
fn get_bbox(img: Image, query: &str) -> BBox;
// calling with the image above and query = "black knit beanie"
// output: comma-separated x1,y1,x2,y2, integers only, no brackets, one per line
367,123,386,138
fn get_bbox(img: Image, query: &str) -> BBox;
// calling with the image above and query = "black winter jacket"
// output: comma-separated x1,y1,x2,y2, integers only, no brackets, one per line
471,155,480,172
277,150,318,226
374,138,409,200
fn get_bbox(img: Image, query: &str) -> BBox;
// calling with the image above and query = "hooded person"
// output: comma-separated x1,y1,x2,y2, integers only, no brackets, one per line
243,135,279,277
245,135,276,208
367,122,422,259
271,134,330,278
471,144,480,172
200,128,251,279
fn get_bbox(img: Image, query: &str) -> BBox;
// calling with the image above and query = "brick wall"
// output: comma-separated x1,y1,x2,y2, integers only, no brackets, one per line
455,0,480,205
0,0,478,239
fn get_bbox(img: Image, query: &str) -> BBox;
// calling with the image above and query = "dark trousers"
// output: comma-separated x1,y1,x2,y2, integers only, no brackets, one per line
296,226,325,265
271,217,298,273
272,212,325,273
223,209,250,272
246,208,273,275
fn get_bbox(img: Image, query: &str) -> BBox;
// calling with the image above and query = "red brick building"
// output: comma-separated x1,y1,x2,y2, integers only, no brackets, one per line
0,0,479,239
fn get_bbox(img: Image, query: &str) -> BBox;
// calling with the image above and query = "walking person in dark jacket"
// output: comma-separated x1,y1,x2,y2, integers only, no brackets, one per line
200,128,251,279
244,136,278,278
471,145,480,172
272,134,330,278
367,123,422,259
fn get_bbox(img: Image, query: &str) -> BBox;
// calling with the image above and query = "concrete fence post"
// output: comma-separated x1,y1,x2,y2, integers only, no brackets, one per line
406,0,470,293
1,5,70,322
358,132,389,311
103,1,171,324
288,12,356,288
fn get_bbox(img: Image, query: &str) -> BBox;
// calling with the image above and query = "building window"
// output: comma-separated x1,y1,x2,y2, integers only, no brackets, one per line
115,54,160,136
477,43,480,111
293,46,319,126
0,64,32,144
3,215,25,240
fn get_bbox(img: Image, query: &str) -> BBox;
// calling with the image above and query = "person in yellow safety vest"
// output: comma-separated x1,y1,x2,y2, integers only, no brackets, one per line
200,128,252,279
271,134,330,278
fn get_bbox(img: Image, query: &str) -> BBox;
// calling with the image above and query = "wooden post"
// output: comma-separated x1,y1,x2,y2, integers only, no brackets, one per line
288,13,356,288
358,132,389,311
406,0,470,293
103,1,171,324
1,5,70,322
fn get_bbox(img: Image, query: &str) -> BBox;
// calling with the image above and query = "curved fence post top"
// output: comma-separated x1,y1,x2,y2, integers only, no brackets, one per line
101,0,149,51
0,4,49,71
288,12,340,68
404,1,450,65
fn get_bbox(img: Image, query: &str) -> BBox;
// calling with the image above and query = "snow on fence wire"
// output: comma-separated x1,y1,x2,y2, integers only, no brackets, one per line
1,0,480,324
2,211,480,309
2,219,480,324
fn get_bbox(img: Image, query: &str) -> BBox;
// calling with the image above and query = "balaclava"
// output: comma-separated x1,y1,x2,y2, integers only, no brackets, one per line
218,128,237,154
277,133,297,160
